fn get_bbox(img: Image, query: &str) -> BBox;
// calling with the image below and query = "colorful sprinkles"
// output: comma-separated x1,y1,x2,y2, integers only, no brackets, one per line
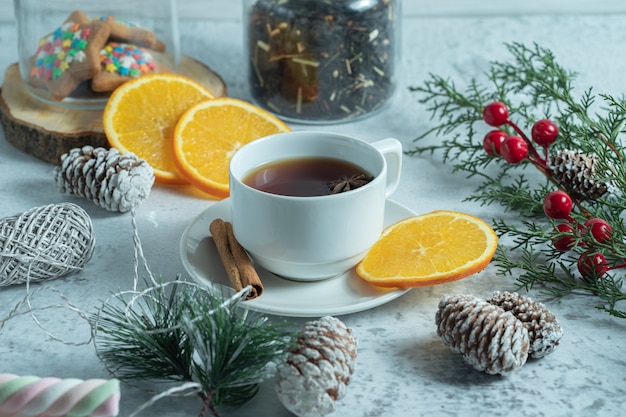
100,42,156,77
31,21,91,81
99,15,138,28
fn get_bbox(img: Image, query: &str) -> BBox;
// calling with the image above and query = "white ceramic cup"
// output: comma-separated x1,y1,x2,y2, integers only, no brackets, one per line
229,131,402,281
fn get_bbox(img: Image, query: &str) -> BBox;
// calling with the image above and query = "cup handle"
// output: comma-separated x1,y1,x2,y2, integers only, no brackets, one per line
371,138,402,198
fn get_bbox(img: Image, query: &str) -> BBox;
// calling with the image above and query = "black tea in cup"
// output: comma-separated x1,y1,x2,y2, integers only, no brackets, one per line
243,157,373,197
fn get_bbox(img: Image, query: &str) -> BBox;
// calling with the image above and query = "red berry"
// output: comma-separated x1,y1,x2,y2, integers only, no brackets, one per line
483,102,509,127
482,130,508,156
584,218,613,243
552,223,576,251
543,190,573,220
577,251,609,278
531,119,559,147
500,136,528,163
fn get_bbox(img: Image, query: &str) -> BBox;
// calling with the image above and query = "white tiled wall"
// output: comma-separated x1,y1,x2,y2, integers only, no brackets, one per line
3,0,626,22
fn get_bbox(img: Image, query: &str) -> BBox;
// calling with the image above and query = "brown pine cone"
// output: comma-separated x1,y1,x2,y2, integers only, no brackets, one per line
550,149,611,199
54,146,154,212
275,316,357,417
436,294,529,375
488,291,563,359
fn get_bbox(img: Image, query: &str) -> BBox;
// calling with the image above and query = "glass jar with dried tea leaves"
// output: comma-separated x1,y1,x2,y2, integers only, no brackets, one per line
245,0,400,124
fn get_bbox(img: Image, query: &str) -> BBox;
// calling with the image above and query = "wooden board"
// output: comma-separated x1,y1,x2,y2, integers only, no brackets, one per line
0,56,227,164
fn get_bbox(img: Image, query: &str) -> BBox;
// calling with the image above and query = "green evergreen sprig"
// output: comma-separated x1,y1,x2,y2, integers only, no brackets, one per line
407,42,626,318
92,279,295,417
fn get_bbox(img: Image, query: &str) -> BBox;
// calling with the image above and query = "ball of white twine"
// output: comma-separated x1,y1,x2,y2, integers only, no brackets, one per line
0,203,96,286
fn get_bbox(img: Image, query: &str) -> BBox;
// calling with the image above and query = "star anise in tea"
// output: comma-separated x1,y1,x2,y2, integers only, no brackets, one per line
328,174,373,194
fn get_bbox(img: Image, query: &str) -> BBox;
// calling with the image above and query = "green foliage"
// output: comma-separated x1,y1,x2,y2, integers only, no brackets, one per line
408,42,626,318
93,280,295,416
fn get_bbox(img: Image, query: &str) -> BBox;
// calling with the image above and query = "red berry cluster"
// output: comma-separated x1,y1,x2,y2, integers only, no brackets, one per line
482,101,557,167
543,190,623,279
482,101,623,280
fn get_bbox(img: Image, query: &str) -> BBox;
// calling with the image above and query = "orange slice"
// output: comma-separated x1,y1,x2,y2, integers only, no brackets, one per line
356,210,498,288
172,97,291,198
103,73,216,184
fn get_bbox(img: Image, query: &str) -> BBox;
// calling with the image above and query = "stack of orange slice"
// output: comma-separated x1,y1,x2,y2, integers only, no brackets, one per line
102,73,290,197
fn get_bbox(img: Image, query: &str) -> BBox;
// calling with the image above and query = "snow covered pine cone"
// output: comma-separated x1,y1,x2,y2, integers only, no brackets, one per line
54,146,154,212
275,316,357,417
487,291,563,359
435,294,530,375
550,149,611,199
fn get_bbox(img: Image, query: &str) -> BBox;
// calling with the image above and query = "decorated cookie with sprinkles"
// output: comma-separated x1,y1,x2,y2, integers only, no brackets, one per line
28,10,110,100
98,16,166,52
91,42,168,92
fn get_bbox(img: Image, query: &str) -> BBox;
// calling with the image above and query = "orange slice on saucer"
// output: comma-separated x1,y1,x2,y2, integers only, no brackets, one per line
356,210,498,288
172,97,291,199
103,73,216,184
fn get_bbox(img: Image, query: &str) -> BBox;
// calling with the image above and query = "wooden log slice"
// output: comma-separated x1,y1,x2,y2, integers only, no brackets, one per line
0,56,227,164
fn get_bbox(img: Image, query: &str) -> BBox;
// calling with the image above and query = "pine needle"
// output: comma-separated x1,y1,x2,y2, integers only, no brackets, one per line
92,279,295,416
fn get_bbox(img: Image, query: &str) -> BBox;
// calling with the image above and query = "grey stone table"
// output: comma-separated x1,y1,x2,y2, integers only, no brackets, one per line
1,7,625,417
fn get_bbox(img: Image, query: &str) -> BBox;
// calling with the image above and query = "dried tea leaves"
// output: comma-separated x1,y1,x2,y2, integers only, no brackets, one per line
248,0,399,122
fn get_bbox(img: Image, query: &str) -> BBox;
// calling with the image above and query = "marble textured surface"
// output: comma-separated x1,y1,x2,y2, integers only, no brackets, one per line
1,8,626,417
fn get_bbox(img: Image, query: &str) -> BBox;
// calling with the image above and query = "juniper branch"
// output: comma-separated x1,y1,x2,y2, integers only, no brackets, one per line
408,41,626,318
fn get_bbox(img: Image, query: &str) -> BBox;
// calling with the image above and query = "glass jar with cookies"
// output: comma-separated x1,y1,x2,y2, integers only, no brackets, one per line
13,0,180,109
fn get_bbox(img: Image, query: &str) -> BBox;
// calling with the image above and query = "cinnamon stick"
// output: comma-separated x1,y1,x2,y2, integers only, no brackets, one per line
209,218,263,300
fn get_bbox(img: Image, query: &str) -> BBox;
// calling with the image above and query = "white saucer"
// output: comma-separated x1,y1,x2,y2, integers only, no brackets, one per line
179,198,415,317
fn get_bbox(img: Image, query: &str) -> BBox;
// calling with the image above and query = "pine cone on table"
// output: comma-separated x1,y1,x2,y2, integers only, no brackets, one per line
435,294,530,375
550,149,611,199
54,146,154,212
275,316,357,417
488,291,563,359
